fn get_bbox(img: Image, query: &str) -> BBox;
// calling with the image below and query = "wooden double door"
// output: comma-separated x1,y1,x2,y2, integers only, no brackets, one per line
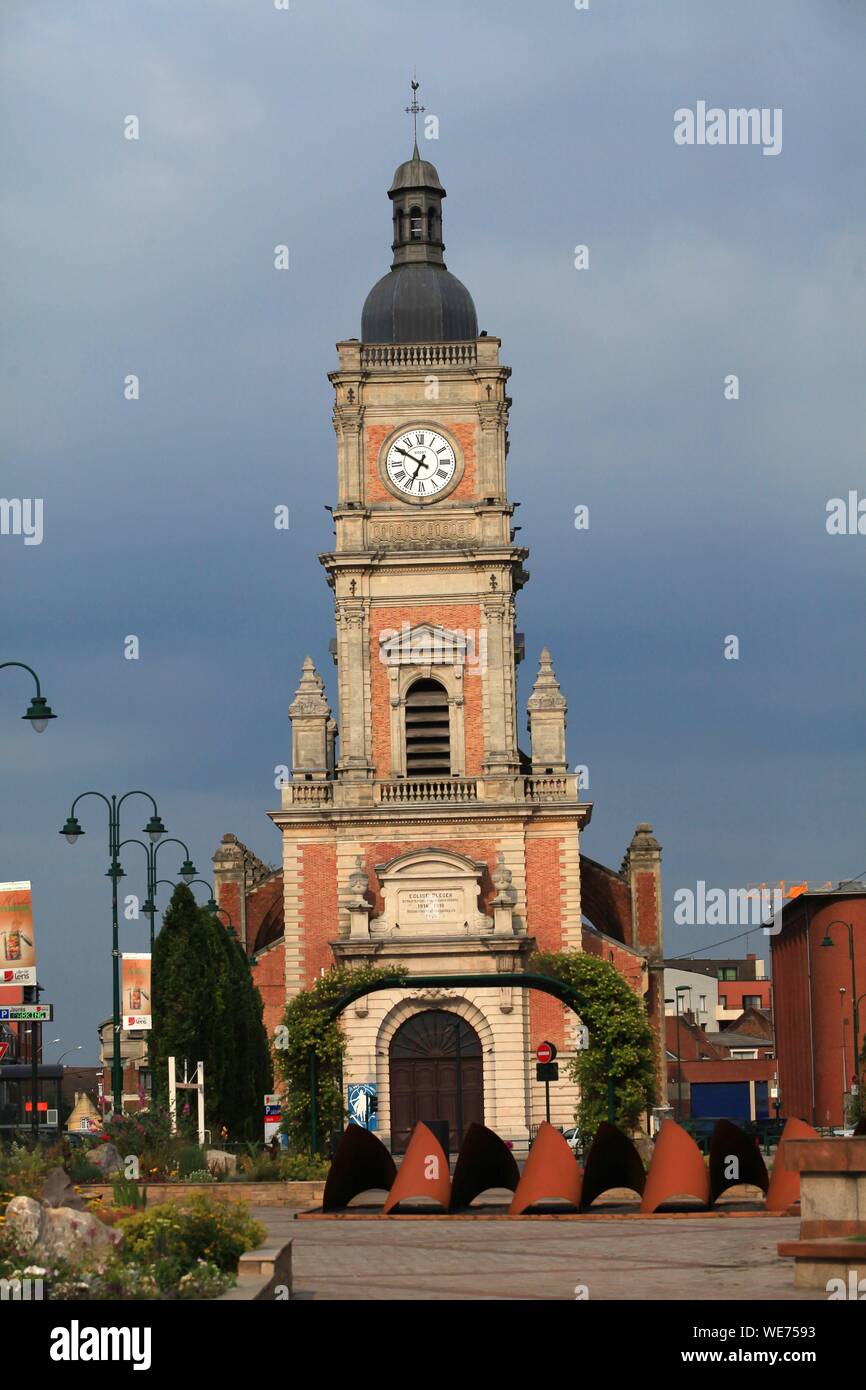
389,1009,483,1153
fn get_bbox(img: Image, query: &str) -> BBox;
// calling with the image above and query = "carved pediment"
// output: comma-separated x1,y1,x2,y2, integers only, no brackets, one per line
378,622,473,668
372,847,491,936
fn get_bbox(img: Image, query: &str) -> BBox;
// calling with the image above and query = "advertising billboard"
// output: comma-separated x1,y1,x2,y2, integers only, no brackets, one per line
0,882,36,987
121,953,152,1030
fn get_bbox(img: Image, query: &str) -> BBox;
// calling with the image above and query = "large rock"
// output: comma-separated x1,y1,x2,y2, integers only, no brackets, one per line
88,1143,123,1176
41,1167,87,1211
5,1196,121,1268
206,1149,237,1175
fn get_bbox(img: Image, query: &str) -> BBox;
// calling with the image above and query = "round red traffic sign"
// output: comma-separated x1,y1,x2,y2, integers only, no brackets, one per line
536,1040,556,1064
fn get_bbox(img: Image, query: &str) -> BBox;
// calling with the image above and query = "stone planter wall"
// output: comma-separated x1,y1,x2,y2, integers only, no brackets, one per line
84,1181,324,1207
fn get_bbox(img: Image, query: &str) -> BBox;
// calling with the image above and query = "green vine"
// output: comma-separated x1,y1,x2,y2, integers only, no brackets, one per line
275,964,406,1153
530,949,657,1144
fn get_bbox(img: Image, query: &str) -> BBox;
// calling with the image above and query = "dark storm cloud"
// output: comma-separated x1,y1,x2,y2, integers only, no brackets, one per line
1,0,864,1055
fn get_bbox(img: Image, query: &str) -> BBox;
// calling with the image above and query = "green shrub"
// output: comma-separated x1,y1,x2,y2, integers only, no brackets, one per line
177,1144,208,1179
119,1194,265,1274
111,1175,147,1210
0,1141,53,1198
239,1149,279,1182
66,1149,102,1185
277,1152,329,1181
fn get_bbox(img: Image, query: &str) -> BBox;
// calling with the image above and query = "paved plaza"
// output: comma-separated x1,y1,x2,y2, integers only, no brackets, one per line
254,1207,824,1301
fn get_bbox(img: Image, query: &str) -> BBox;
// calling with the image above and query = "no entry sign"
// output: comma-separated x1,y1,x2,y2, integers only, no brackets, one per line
536,1040,557,1064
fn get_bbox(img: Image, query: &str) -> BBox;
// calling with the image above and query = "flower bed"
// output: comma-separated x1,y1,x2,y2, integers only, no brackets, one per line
1,1173,265,1301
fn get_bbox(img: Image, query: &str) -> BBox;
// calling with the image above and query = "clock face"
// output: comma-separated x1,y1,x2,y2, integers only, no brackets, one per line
384,428,457,500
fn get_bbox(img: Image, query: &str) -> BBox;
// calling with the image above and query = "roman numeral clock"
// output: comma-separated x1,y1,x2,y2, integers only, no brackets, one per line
383,427,459,500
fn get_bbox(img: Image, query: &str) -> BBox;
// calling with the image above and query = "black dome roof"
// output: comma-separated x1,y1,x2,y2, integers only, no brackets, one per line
362,263,478,344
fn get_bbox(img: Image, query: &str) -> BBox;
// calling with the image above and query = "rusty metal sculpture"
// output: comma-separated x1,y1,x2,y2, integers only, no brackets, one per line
580,1121,646,1209
765,1116,819,1212
322,1124,397,1212
382,1121,451,1214
640,1119,710,1213
509,1121,582,1215
449,1122,520,1211
709,1119,769,1203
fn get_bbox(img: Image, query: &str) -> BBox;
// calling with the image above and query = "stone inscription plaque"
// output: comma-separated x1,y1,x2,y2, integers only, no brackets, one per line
398,888,463,925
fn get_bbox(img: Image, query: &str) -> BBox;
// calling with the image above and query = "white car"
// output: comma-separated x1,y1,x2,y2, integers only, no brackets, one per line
561,1126,581,1153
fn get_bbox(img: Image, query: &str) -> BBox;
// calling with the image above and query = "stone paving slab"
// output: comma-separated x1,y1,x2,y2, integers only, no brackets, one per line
252,1208,823,1301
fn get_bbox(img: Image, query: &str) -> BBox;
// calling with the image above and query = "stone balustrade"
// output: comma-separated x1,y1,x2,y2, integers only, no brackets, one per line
360,341,478,369
284,782,333,806
523,775,576,801
375,778,479,805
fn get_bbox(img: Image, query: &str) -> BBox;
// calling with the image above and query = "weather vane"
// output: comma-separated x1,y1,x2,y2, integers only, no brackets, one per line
405,73,425,147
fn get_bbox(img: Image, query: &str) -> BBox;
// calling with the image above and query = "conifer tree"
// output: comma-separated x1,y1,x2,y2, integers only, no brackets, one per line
150,884,272,1139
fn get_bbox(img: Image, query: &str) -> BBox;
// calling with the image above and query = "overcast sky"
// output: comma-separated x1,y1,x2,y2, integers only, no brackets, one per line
2,0,865,1063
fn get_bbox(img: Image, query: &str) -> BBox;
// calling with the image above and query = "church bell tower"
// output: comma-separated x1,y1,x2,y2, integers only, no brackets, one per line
268,90,663,1152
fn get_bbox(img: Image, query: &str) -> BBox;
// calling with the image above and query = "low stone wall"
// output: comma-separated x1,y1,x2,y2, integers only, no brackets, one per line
219,1239,293,1301
84,1181,324,1207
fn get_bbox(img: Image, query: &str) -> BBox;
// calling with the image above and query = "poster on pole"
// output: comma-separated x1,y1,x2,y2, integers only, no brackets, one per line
0,881,36,986
121,953,152,1029
264,1093,281,1143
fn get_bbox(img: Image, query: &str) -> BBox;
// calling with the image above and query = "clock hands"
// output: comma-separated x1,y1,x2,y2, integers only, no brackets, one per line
393,444,433,480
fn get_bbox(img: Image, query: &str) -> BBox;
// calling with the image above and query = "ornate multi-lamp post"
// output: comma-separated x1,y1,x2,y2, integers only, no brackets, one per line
0,662,57,731
148,875,235,938
2,663,57,1138
59,791,168,1113
122,837,197,950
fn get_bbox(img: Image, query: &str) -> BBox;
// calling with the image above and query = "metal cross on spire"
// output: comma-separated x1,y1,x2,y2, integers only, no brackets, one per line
405,74,425,152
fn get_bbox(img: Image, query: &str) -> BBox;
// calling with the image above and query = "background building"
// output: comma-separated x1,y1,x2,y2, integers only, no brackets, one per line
771,883,866,1128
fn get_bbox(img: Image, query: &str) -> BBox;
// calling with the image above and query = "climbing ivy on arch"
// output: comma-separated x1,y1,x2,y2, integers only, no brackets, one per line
530,949,657,1144
276,964,407,1154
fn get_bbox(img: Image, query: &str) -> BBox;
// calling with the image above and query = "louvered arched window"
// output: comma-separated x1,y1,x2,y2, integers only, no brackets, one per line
404,678,450,776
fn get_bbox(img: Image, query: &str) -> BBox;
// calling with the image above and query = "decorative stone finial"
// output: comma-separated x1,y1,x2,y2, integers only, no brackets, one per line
527,648,568,774
630,823,660,853
347,856,369,898
289,657,333,779
491,851,516,902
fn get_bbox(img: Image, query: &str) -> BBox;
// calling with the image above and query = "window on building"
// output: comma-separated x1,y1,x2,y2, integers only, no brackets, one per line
719,967,737,981
409,206,424,240
730,1049,759,1060
719,994,727,1008
743,994,761,1008
405,679,451,776
699,994,707,1013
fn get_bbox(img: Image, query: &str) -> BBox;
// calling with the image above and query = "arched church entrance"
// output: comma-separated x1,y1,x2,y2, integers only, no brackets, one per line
388,1009,483,1152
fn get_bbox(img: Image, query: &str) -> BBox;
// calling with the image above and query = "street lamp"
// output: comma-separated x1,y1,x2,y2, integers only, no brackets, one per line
819,919,861,1111
23,1033,60,1062
59,790,168,1114
56,1046,83,1066
667,986,691,1123
188,879,235,933
0,662,57,731
121,837,198,950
